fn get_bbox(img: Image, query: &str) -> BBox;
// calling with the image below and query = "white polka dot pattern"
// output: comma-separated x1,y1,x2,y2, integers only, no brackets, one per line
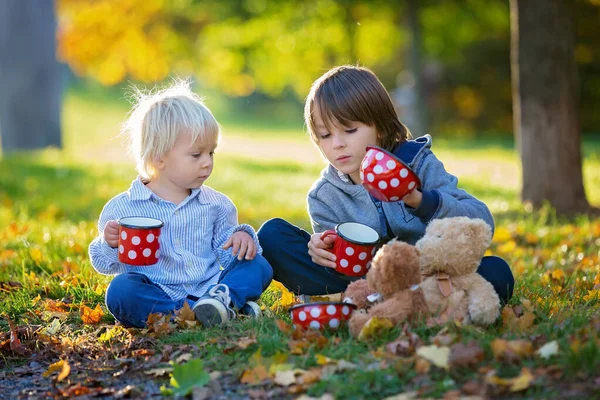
117,225,162,266
290,303,356,330
359,146,421,202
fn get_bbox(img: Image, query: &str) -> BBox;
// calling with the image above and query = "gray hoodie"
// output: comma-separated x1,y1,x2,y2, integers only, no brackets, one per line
307,135,494,244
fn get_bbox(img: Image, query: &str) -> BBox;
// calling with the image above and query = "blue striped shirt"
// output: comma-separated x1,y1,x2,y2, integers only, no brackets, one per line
88,177,262,301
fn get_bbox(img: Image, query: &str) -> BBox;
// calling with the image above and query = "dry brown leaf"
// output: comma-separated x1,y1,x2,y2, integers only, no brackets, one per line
449,342,484,368
414,358,431,374
297,367,322,385
80,304,104,324
236,336,257,350
174,301,197,328
275,319,293,335
491,339,533,362
502,304,535,331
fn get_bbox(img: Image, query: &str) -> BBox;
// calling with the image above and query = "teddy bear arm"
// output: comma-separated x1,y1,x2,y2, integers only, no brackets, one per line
464,274,501,325
348,311,371,338
343,279,375,310
368,291,414,324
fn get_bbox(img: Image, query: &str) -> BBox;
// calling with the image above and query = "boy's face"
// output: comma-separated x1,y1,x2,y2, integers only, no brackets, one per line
156,132,217,191
313,107,379,183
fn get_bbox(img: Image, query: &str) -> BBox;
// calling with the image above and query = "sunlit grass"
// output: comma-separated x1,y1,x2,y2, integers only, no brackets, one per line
1,90,599,398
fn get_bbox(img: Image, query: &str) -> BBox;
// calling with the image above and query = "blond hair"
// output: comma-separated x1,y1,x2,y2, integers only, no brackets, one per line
304,65,411,151
122,79,220,179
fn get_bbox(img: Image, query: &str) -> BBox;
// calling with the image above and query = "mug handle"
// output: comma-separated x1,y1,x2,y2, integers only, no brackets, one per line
320,229,337,252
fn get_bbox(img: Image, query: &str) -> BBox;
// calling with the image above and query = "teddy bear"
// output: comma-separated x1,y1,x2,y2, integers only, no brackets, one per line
345,239,429,338
415,216,500,326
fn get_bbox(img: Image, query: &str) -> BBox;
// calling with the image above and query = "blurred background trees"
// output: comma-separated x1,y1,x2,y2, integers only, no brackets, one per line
1,0,599,212
0,0,63,152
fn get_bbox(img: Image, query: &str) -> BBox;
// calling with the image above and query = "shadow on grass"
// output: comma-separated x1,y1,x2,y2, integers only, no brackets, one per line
0,153,130,223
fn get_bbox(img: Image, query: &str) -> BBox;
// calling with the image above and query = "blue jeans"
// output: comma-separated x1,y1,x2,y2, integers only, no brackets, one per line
257,218,514,304
105,255,273,328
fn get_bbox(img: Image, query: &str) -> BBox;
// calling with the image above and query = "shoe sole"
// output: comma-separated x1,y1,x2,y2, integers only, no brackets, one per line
193,299,229,327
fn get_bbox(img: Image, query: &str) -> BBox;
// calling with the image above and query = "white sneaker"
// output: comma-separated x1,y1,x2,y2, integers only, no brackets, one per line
193,284,236,327
239,301,262,318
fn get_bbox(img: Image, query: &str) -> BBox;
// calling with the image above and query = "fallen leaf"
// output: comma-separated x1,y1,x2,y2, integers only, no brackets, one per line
449,342,484,368
357,317,394,341
236,336,257,350
491,339,533,362
240,365,270,384
416,345,450,370
275,319,293,334
174,301,197,328
414,358,431,374
42,359,71,382
42,318,62,335
169,358,210,396
80,304,104,324
485,367,534,392
274,369,304,386
536,340,559,359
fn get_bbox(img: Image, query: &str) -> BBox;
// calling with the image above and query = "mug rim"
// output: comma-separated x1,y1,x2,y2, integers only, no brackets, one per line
289,301,358,312
335,222,380,245
118,216,164,229
365,145,412,169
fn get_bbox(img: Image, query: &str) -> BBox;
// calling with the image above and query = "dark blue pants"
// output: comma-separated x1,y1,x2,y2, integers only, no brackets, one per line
257,218,514,304
105,255,273,328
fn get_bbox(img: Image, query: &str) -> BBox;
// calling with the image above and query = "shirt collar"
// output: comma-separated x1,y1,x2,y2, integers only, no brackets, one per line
336,169,352,183
128,176,203,202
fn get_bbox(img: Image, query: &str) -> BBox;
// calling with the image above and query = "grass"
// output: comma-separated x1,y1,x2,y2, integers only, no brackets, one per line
1,89,600,398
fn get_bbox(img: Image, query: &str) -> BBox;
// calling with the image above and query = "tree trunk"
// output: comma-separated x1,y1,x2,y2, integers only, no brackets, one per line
0,0,63,153
405,0,428,137
510,0,589,214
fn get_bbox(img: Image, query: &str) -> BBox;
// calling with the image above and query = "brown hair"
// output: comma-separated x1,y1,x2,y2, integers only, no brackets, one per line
304,65,411,151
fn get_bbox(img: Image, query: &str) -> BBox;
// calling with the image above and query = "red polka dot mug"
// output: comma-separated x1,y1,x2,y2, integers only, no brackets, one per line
117,217,163,266
360,145,421,202
289,302,357,330
320,222,380,277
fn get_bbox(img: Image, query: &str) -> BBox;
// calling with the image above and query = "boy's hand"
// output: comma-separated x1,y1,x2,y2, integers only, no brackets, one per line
308,232,337,269
402,188,423,208
223,231,257,261
104,220,119,248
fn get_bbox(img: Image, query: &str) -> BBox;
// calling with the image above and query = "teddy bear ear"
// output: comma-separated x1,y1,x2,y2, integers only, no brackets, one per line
466,219,492,243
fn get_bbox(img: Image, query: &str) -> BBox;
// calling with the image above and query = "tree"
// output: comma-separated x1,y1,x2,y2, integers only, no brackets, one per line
0,0,63,153
510,0,590,214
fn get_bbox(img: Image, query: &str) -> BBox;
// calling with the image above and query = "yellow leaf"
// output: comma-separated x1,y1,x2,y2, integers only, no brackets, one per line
81,304,104,324
268,281,295,309
30,248,44,263
550,269,565,280
357,317,394,341
416,345,450,370
240,365,270,384
42,360,71,381
315,354,336,365
93,284,105,295
509,368,534,392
